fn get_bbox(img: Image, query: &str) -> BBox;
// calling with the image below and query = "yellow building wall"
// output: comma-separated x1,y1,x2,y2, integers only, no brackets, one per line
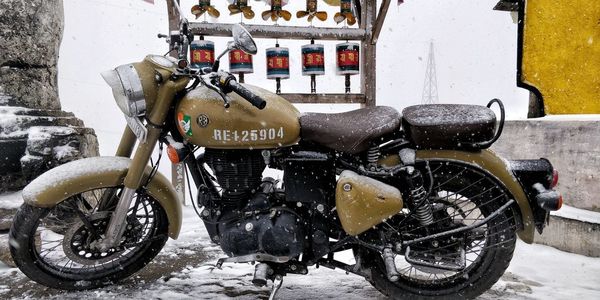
521,0,600,114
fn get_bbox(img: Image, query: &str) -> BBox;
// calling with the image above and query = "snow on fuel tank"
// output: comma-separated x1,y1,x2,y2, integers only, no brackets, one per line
175,84,301,149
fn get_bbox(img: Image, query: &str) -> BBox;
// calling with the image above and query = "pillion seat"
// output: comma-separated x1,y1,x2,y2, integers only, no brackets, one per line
300,106,401,154
402,104,497,150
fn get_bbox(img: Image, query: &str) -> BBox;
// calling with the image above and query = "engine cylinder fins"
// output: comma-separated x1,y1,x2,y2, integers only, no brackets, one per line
203,148,266,203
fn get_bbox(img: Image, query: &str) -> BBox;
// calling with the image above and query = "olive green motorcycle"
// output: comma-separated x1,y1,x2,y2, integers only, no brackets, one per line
9,21,562,299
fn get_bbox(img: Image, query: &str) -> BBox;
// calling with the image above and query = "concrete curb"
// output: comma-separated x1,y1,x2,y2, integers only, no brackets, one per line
533,206,600,257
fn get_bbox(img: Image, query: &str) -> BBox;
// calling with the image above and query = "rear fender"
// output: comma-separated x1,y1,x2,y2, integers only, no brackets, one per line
509,159,555,233
22,156,182,239
380,149,536,243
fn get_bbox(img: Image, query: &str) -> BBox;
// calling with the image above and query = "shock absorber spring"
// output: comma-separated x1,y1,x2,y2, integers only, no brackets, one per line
406,169,434,227
367,145,380,168
411,183,434,226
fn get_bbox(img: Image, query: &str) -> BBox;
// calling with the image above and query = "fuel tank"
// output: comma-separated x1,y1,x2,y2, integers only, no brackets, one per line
175,84,301,149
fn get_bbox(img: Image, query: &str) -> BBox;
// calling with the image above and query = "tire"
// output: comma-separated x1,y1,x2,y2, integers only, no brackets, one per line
362,160,518,300
9,186,169,290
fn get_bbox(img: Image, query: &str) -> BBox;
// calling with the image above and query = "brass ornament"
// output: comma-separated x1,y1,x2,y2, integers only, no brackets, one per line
191,0,220,19
261,0,291,22
333,0,356,25
297,0,328,22
228,0,255,19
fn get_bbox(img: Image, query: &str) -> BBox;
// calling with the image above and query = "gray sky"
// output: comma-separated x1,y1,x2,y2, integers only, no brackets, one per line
58,0,528,155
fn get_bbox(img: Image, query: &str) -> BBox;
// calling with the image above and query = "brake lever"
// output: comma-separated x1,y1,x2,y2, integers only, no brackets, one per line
199,73,231,108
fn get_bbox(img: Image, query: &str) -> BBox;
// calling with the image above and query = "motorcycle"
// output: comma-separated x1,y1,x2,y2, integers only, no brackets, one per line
9,14,562,300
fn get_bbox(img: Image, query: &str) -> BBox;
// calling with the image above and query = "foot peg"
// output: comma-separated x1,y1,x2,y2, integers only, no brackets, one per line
382,247,399,282
404,245,466,271
253,263,273,287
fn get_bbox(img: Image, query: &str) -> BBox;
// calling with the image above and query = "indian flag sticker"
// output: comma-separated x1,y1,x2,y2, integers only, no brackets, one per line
178,112,193,136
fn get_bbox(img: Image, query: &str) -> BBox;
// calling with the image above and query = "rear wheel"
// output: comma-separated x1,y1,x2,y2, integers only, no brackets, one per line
9,186,168,290
362,161,518,299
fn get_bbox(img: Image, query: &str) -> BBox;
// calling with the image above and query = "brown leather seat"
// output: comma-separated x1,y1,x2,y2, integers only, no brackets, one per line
402,104,496,149
300,106,401,154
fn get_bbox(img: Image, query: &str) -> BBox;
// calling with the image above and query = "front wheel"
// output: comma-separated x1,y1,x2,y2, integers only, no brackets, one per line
9,186,169,290
361,160,518,299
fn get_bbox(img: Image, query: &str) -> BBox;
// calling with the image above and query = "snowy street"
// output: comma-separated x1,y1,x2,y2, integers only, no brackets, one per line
1,205,599,300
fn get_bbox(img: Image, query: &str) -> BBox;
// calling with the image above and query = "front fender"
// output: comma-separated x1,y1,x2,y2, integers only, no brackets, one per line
380,149,536,243
22,156,182,239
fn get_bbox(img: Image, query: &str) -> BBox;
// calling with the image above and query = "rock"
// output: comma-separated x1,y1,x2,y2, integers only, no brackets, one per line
0,107,99,192
0,0,64,67
0,0,64,110
19,125,99,183
0,211,16,232
0,66,60,110
0,234,15,267
0,0,99,193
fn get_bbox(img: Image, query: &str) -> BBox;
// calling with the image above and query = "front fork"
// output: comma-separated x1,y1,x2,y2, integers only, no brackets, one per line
98,78,188,251
98,126,162,250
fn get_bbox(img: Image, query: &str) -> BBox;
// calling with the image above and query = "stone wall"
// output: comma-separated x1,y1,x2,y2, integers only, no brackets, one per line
0,0,64,110
492,119,600,211
0,0,99,194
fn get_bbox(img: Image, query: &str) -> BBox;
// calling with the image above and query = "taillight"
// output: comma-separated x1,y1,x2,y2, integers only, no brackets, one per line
551,169,559,188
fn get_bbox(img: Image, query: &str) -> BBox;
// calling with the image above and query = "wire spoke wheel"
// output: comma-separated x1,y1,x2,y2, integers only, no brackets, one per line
363,161,518,300
9,186,169,290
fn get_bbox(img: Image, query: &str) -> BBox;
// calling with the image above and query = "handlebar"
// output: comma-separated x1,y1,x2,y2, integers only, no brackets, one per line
194,71,267,110
228,80,267,110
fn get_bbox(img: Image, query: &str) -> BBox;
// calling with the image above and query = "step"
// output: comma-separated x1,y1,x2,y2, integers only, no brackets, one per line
533,205,600,257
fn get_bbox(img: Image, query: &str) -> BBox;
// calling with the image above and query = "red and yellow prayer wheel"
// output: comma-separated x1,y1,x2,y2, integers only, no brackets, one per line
190,39,215,69
266,45,290,93
301,43,325,76
229,49,253,82
301,42,325,93
336,42,360,93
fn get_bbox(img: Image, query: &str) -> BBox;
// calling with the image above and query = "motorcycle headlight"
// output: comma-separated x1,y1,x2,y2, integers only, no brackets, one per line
101,64,146,117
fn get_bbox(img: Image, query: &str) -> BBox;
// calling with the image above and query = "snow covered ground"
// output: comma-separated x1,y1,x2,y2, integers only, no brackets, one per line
0,205,599,300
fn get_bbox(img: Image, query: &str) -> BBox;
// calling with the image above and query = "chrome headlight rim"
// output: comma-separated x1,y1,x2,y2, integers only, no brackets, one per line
101,64,146,117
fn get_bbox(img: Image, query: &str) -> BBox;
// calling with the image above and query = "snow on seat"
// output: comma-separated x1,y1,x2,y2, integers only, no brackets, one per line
402,104,497,150
300,106,401,154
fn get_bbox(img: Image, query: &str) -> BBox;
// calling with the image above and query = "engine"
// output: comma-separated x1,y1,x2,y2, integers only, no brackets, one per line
203,148,265,205
200,149,305,258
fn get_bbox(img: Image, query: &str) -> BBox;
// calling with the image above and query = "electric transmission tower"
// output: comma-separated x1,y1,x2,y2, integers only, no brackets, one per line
421,41,439,104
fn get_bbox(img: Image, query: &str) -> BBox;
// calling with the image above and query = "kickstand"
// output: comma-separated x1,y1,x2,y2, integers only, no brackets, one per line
268,275,283,300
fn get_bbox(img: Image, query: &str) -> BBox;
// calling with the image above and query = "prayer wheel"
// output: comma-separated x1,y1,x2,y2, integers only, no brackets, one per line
190,39,215,69
336,42,360,93
229,49,253,83
266,45,290,94
301,42,325,93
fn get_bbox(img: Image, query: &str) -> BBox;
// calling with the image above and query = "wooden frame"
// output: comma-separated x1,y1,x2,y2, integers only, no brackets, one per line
165,0,390,201
166,0,390,107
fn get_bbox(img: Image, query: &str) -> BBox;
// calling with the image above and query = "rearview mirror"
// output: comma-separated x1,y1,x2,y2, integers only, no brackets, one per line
232,24,257,55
